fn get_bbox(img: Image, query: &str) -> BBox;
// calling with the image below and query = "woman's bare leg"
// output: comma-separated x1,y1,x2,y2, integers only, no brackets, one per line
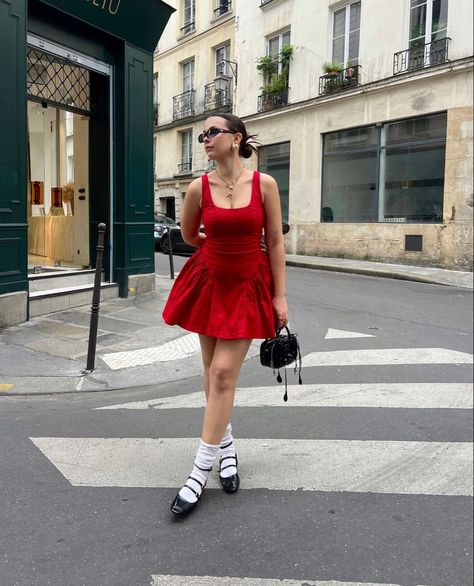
201,338,252,445
199,334,217,401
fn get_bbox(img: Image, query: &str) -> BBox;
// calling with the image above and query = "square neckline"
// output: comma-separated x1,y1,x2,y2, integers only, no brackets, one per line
206,171,257,210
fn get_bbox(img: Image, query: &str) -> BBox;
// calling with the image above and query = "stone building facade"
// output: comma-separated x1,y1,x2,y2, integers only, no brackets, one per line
154,0,473,270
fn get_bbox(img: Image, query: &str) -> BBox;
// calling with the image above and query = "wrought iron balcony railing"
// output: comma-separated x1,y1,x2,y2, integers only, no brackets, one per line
393,37,450,75
173,90,195,120
204,81,232,112
153,103,159,127
319,64,361,96
177,160,192,173
181,20,195,35
257,87,289,112
214,1,231,17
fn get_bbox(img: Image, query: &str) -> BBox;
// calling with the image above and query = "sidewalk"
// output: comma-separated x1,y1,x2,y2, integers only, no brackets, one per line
0,255,472,397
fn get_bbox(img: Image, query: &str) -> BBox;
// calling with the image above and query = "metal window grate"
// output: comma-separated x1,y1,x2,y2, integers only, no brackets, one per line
405,235,423,252
27,47,91,114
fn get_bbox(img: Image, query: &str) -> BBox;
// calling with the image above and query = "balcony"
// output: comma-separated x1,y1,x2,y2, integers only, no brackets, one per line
180,20,195,35
319,64,361,96
177,160,192,174
257,87,289,112
214,1,231,17
260,0,276,6
393,37,450,75
173,90,195,120
153,103,159,128
204,81,232,112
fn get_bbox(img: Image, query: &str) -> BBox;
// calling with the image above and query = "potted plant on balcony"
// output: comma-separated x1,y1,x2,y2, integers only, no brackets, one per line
257,44,293,110
322,61,343,78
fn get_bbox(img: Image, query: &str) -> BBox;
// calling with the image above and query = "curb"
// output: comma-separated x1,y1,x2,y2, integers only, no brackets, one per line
285,260,466,288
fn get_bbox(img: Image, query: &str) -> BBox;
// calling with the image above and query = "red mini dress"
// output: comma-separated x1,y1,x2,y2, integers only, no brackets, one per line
162,171,276,339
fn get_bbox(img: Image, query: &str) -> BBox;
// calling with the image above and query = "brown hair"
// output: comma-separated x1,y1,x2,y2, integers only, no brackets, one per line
213,113,260,159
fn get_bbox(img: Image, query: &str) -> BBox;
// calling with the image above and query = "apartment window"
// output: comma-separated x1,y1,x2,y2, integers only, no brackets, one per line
321,113,447,223
214,0,231,18
216,44,231,77
183,59,195,92
332,1,361,66
179,130,193,173
408,1,448,70
259,142,290,222
153,73,159,104
182,0,196,34
268,30,291,76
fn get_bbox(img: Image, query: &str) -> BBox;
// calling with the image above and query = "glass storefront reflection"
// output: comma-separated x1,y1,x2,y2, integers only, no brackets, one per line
27,101,90,272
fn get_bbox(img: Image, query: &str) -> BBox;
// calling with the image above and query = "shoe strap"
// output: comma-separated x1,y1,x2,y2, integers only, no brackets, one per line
220,455,237,463
194,462,212,472
220,439,233,450
187,475,205,489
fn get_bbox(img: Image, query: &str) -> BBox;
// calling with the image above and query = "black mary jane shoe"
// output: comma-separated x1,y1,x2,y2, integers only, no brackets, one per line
219,454,240,494
170,475,206,518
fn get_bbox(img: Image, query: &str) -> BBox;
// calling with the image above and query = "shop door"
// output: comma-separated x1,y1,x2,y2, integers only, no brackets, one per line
26,42,110,274
27,101,90,271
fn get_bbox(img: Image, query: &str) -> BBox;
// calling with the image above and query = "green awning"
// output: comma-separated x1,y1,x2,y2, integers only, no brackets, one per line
37,0,175,53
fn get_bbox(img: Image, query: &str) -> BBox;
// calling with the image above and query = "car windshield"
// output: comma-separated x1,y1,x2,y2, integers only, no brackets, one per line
154,214,177,226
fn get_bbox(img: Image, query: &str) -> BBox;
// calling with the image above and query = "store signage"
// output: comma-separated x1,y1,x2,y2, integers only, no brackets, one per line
37,0,174,53
83,0,122,17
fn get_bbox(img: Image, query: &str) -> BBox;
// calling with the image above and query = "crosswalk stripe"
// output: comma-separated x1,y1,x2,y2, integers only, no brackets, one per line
324,328,375,339
151,575,429,586
94,382,473,410
303,348,473,367
29,437,473,496
100,336,261,370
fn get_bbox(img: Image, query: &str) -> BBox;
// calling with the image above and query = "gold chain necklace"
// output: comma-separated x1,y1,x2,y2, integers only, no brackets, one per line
215,168,244,198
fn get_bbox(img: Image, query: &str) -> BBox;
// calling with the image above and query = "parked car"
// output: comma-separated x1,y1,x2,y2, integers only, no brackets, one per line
160,223,205,255
161,221,291,256
154,212,179,251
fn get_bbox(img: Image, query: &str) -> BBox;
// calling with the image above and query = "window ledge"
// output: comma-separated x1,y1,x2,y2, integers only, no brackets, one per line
260,0,287,10
177,29,196,42
211,10,233,24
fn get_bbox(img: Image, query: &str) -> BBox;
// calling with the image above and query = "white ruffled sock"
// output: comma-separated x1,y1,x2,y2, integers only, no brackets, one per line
178,440,219,503
219,423,237,478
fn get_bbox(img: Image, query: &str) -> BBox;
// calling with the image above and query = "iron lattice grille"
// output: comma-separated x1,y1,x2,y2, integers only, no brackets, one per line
27,47,91,114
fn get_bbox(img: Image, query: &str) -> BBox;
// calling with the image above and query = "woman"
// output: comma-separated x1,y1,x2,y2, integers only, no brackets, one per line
162,113,287,517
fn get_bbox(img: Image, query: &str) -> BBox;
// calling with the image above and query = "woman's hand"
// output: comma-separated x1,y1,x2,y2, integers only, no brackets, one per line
272,295,288,328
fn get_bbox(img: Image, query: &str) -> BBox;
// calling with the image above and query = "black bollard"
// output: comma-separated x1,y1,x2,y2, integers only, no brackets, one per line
85,223,106,372
165,227,175,280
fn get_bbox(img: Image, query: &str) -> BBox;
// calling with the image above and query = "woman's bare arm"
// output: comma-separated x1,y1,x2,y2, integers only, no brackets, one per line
261,173,288,321
180,178,206,248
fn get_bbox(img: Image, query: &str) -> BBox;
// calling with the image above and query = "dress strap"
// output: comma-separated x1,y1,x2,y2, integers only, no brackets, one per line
201,174,211,207
252,171,262,206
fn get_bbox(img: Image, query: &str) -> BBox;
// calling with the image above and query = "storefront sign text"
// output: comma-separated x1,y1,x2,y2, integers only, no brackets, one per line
84,0,122,16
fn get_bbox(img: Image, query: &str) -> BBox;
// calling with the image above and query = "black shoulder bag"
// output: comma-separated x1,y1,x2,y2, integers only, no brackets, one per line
260,325,302,402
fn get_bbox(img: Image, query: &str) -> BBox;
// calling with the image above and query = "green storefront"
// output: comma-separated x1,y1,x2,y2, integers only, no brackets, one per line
0,0,173,325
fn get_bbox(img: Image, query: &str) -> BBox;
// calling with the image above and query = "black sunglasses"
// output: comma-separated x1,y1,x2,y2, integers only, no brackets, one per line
198,127,234,143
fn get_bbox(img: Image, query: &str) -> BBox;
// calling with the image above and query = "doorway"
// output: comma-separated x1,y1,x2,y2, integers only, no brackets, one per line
27,102,90,271
26,38,111,277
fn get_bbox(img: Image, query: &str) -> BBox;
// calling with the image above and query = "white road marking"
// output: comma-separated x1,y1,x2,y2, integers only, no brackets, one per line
100,333,201,369
324,328,375,339
94,383,473,411
99,335,261,370
151,576,430,586
29,437,473,496
303,348,473,367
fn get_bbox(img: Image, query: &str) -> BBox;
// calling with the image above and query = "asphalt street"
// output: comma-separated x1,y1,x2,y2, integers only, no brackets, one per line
0,263,472,586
